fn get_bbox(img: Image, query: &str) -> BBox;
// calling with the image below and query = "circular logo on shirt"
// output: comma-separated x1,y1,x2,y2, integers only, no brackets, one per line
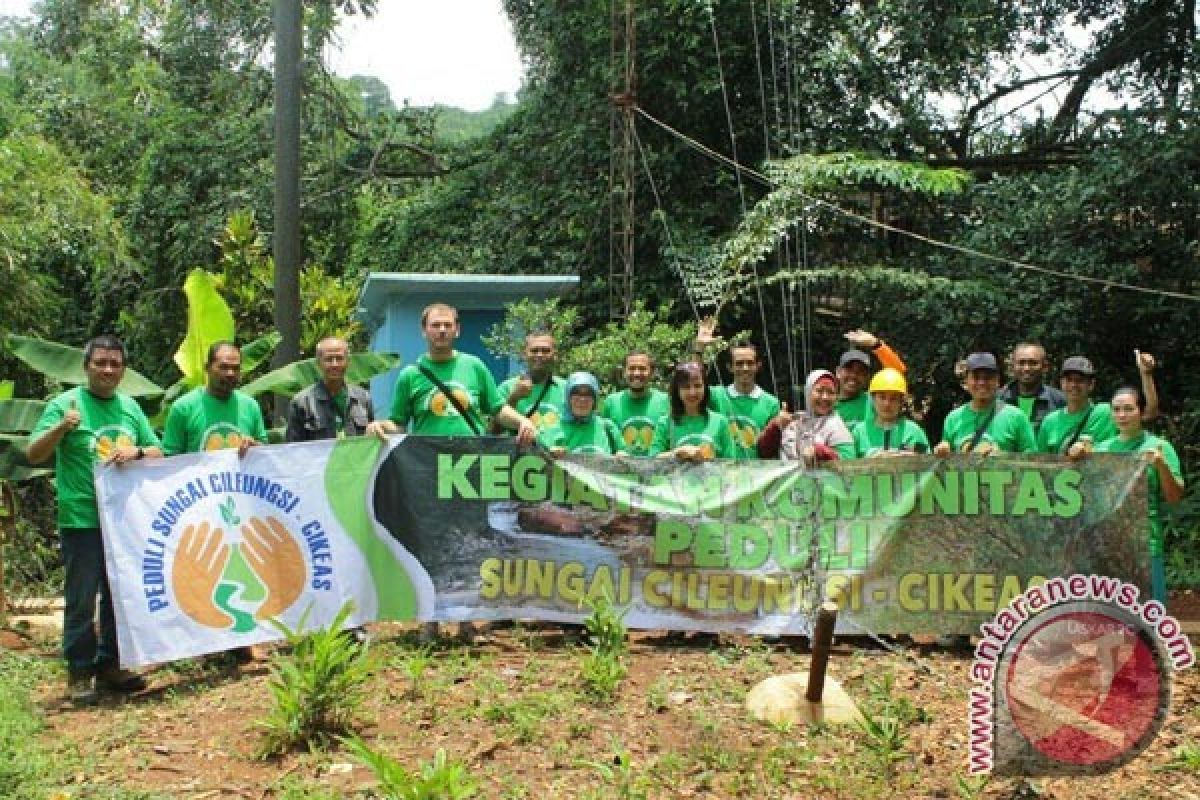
621,416,656,451
201,423,247,452
729,416,760,450
528,402,560,431
427,382,472,418
93,424,134,461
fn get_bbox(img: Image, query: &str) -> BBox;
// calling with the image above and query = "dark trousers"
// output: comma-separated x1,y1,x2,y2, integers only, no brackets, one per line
60,527,118,673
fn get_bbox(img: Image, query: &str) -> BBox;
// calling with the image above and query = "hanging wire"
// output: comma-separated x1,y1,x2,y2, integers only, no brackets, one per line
634,107,1200,303
706,1,781,392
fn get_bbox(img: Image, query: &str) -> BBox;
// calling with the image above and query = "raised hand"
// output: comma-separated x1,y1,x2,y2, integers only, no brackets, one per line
774,402,793,429
695,316,718,349
172,522,233,628
1134,349,1156,373
844,329,880,350
241,516,306,621
509,375,534,402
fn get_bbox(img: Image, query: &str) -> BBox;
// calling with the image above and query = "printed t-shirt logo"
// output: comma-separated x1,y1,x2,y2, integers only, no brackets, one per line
960,433,997,455
620,416,656,451
202,422,247,452
93,424,134,461
170,497,306,632
426,382,472,417
729,415,759,450
527,402,560,431
676,433,716,460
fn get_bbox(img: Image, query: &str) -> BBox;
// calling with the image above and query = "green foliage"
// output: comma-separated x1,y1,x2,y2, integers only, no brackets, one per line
432,96,518,144
344,739,478,800
256,603,372,757
579,740,649,800
0,653,60,799
1158,740,1200,773
579,593,629,702
486,300,699,391
241,351,400,399
174,269,236,388
6,335,164,398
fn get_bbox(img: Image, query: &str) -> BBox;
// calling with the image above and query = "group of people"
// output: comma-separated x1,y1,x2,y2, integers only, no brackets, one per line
28,302,1185,704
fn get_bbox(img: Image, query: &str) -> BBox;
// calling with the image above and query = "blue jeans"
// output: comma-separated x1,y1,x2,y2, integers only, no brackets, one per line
60,528,118,673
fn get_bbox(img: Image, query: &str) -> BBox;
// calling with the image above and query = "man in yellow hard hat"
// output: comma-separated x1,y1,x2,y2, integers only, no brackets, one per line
850,368,930,458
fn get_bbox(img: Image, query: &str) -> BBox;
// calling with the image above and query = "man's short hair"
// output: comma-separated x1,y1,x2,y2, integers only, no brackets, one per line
728,342,759,360
524,330,556,345
83,335,126,366
420,303,459,326
315,336,348,357
206,340,240,366
624,350,654,368
1011,342,1047,360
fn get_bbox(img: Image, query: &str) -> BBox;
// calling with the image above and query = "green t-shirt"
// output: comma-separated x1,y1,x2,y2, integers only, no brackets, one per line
498,375,565,432
649,411,736,460
601,388,670,456
851,417,930,458
836,392,871,429
940,401,1037,454
30,387,161,528
162,387,267,456
709,385,781,460
388,352,502,436
1037,402,1117,455
537,416,623,455
1096,433,1183,555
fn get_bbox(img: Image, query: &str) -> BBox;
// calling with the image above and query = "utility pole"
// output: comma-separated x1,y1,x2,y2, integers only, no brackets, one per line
272,0,303,377
608,0,636,320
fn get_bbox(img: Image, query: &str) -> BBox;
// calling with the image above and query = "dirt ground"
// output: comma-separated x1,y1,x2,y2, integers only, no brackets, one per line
19,615,1200,800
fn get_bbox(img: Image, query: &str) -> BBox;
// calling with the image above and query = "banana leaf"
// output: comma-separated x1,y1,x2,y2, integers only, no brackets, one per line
241,332,282,375
242,352,401,399
0,433,52,482
173,269,235,388
0,399,47,433
0,380,12,400
6,335,165,397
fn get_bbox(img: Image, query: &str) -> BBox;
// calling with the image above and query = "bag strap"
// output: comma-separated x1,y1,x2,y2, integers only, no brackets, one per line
526,378,554,419
1063,405,1095,452
418,364,482,435
967,403,999,452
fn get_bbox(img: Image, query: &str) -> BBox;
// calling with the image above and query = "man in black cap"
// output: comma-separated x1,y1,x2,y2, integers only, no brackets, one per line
835,329,906,429
1037,352,1160,456
934,352,1036,455
998,343,1064,433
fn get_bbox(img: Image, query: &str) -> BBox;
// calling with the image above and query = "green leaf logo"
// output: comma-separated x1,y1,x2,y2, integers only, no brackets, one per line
219,497,240,528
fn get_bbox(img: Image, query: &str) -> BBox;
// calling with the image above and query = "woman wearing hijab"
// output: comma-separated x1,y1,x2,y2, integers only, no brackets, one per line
649,362,735,461
756,369,854,465
537,371,623,455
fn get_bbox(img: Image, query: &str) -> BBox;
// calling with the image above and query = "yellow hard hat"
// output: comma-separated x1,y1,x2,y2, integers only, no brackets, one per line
869,368,907,394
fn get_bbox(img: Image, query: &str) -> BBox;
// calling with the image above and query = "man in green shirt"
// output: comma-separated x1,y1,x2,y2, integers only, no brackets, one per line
163,341,267,456
27,335,164,705
367,303,535,642
601,351,670,457
834,330,908,430
1036,356,1117,457
491,331,565,435
934,352,1037,455
691,320,780,459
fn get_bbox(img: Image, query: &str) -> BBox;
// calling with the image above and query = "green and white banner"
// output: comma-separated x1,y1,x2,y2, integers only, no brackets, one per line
97,436,1151,667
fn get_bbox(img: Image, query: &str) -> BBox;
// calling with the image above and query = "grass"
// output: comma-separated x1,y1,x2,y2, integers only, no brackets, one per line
0,653,60,799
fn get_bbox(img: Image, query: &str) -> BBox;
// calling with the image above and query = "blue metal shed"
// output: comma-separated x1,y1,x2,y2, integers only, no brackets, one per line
355,273,579,414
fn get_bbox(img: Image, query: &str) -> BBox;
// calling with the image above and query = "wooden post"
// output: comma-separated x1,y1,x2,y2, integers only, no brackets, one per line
0,482,13,621
805,601,839,702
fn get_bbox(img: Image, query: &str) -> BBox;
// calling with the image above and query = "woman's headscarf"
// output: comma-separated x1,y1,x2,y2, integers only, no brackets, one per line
563,371,600,422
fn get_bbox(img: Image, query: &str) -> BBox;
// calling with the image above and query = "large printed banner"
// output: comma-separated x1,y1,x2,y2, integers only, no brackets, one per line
98,436,1150,667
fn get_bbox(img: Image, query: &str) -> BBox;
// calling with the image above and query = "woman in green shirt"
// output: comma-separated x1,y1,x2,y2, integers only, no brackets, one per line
538,372,623,455
1094,386,1184,604
650,362,735,461
851,368,930,458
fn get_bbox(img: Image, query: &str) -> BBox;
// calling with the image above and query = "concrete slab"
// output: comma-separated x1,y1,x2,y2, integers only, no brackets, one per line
746,672,863,726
